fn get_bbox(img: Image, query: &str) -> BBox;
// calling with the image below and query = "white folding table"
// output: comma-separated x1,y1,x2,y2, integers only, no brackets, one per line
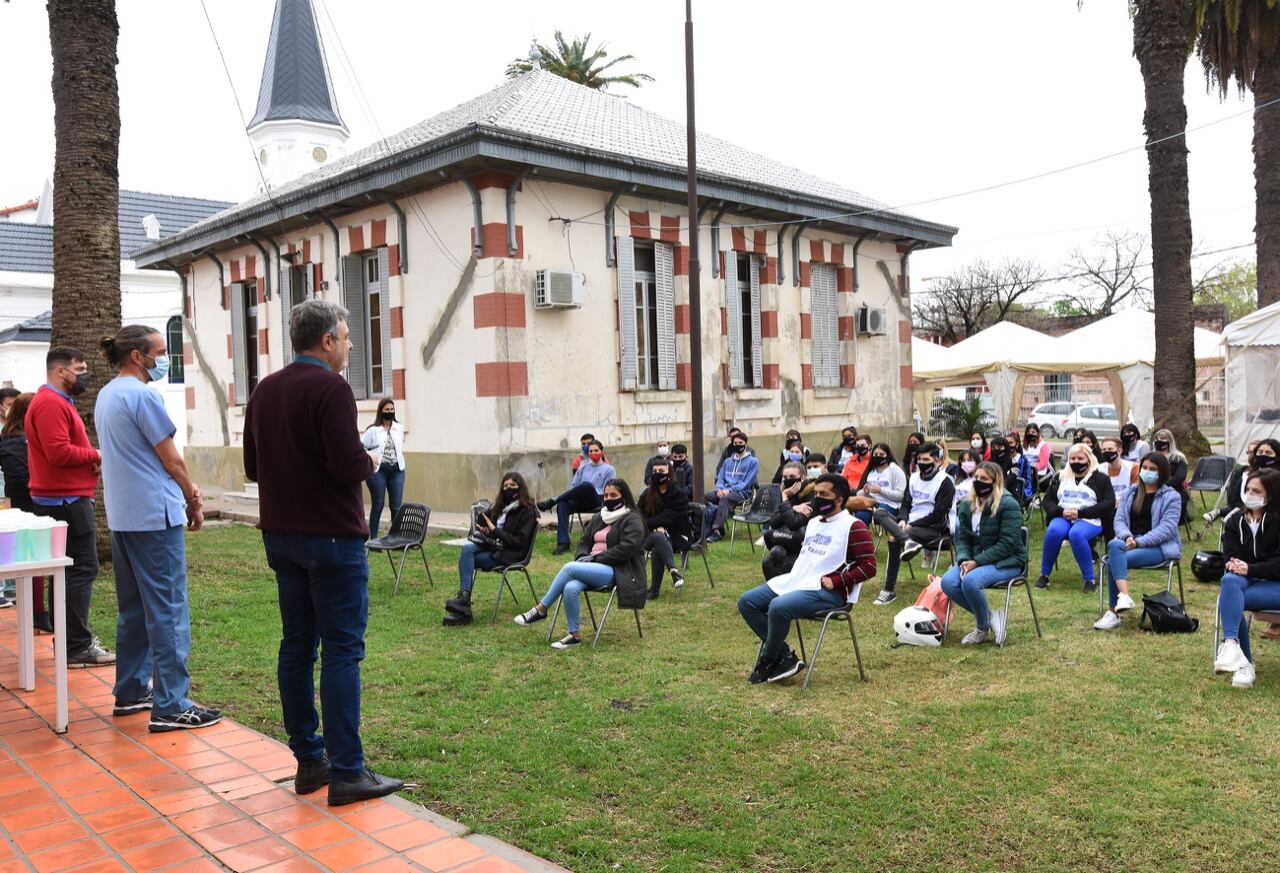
7,556,73,733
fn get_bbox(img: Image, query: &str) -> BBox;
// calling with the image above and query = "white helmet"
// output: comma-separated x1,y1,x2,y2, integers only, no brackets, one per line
893,605,943,647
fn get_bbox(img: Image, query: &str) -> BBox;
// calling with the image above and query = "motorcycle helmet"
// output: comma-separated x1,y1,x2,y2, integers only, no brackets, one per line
893,606,943,647
1192,550,1225,585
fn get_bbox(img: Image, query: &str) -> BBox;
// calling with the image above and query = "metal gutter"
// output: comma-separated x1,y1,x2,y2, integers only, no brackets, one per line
246,237,272,300
371,192,408,274
850,232,871,293
314,210,342,288
505,169,529,256
461,176,484,258
604,186,626,267
900,242,924,296
790,225,804,288
708,202,728,278
204,252,226,310
776,222,797,285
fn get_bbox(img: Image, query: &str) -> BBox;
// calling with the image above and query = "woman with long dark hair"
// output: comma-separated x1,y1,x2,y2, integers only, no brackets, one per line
1213,468,1280,688
638,459,690,599
361,397,405,535
901,431,926,477
444,472,538,625
853,443,906,525
1119,423,1150,463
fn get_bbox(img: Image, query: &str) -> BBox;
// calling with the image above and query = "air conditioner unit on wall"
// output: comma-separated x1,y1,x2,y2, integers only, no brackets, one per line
857,306,887,336
534,270,585,309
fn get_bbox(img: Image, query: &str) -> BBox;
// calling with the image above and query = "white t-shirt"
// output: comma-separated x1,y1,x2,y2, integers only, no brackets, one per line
768,511,862,603
1107,461,1134,505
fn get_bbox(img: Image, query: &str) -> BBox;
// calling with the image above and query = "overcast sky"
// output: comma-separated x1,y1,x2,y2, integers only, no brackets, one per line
0,0,1259,303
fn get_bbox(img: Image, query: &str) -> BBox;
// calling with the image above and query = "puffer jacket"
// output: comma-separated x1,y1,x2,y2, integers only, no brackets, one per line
1221,508,1280,580
1113,484,1182,561
576,510,648,609
954,493,1026,570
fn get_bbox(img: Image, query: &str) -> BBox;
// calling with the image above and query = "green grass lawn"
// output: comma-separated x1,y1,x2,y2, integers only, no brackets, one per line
87,521,1278,873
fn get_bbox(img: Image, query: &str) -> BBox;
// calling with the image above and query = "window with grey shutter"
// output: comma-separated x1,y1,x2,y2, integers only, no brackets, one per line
229,282,248,405
725,253,743,387
654,242,676,390
342,254,368,399
749,256,763,388
616,236,638,390
279,266,293,364
811,263,839,387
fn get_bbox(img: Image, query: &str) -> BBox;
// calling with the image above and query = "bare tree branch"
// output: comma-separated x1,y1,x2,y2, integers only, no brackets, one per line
913,258,1046,342
1062,230,1151,315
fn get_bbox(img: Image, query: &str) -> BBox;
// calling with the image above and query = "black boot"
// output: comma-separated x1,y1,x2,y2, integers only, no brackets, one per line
537,498,556,511
444,590,472,615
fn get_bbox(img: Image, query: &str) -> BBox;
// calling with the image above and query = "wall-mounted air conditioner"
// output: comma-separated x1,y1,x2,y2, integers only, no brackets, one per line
857,306,887,336
534,270,585,309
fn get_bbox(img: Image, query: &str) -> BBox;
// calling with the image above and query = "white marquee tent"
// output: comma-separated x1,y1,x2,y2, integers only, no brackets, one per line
1222,300,1280,458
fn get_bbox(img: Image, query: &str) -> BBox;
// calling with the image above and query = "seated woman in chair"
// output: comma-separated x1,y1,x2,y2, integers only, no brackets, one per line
638,459,690,599
1093,452,1182,631
516,479,646,649
762,462,814,580
872,443,956,606
1212,468,1280,688
444,472,538,625
940,462,1027,645
851,443,906,525
1036,443,1115,593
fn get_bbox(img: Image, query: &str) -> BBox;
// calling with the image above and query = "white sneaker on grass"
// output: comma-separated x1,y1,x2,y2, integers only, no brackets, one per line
1093,610,1122,631
1232,662,1256,688
872,589,897,606
961,627,992,645
989,609,1007,646
1114,592,1136,613
1214,639,1249,674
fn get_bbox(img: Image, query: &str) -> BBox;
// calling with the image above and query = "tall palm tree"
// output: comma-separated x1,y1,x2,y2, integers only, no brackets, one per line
506,31,654,91
48,0,121,555
1133,0,1209,454
1190,0,1280,308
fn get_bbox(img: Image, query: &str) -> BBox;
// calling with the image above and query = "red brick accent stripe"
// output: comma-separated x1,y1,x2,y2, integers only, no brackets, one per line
839,316,856,341
676,362,691,391
800,313,812,340
837,266,853,293
660,215,680,242
763,363,780,389
810,239,824,262
899,320,912,344
675,304,690,335
472,224,524,259
841,364,856,387
674,245,689,276
760,257,777,286
185,387,196,410
388,244,401,277
471,170,515,190
754,230,767,254
371,219,387,249
900,364,913,388
393,368,406,400
391,306,404,339
228,382,236,407
258,327,269,355
230,260,241,283
720,307,728,336
348,225,365,254
731,227,746,252
473,292,526,329
245,255,257,280
226,335,233,359
630,211,651,239
801,364,813,390
302,239,311,264
799,262,811,288
475,362,529,397
760,311,778,339
829,243,845,266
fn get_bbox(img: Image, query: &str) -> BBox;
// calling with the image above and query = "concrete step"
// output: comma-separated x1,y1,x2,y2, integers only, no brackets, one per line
242,482,259,497
221,491,260,506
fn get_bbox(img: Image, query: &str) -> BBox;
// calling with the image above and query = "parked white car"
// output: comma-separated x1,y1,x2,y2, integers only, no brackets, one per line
1027,402,1121,438
1026,402,1079,439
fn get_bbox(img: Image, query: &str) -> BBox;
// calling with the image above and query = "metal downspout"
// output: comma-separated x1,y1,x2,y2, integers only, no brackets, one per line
314,210,343,288
791,225,805,287
205,252,226,310
900,242,924,296
247,237,272,300
708,202,728,277
461,177,484,258
850,232,871,293
604,187,626,267
776,223,797,285
371,192,408,274
163,261,189,318
505,169,530,257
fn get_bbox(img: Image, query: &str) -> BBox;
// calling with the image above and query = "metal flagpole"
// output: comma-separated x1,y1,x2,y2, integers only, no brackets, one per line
685,0,705,498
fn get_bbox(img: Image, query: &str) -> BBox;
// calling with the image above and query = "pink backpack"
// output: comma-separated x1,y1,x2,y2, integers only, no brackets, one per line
914,575,951,625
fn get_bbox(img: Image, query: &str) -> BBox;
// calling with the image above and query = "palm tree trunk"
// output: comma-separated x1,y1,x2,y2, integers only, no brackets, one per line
1255,50,1280,309
48,0,121,559
1133,0,1208,455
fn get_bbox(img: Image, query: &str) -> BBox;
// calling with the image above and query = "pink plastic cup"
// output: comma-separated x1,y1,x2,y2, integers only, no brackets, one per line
0,529,15,565
50,522,68,559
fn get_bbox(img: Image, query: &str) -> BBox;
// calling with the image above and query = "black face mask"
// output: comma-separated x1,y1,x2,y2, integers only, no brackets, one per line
502,488,520,502
1256,455,1277,468
917,462,936,477
843,435,856,446
603,498,624,511
812,497,837,516
1069,461,1090,475
1025,433,1038,444
68,370,91,396
652,472,670,484
733,444,747,454
1122,432,1136,446
1102,450,1119,463
782,477,801,488
972,479,995,498
855,445,869,456
1154,441,1170,451
991,449,1005,459
872,455,887,467
381,410,395,422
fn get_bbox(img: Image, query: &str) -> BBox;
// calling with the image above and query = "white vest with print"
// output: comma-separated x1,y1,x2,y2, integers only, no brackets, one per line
768,511,862,602
908,470,955,533
1108,460,1134,505
1058,473,1102,526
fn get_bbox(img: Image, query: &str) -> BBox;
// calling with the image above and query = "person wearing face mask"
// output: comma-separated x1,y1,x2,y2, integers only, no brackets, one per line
1093,452,1183,631
1099,436,1138,507
1150,428,1190,522
570,433,601,472
637,460,690,599
539,440,618,555
666,444,695,496
25,345,113,668
1037,443,1116,592
95,326,218,730
840,435,874,492
1210,439,1278,524
852,443,906,525
1022,424,1052,482
361,398,405,536
804,454,827,483
1119,423,1150,463
642,439,672,486
1212,468,1280,688
871,444,956,605
445,473,538,625
771,438,808,484
941,462,1028,645
738,474,877,684
827,426,860,474
1062,430,1103,467
969,432,990,462
715,427,752,476
952,449,983,506
901,431,926,476
761,461,815,580
517,479,646,648
777,429,807,467
704,433,759,543
1005,432,1035,505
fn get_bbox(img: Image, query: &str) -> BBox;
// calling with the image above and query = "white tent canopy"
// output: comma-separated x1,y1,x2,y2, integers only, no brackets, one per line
1223,300,1280,458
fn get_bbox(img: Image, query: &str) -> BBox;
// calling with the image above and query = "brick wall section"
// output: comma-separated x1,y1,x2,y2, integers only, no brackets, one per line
900,364,913,388
227,383,236,408
370,219,387,249
754,230,767,254
475,362,529,397
675,304,690,334
760,311,778,338
674,245,689,276
801,364,813,390
800,313,812,340
676,362,691,392
223,286,230,309
245,255,256,280
230,260,241,283
473,292,526,328
392,368,406,400
841,364,856,387
731,227,746,252
185,387,196,410
720,307,728,336
763,364,780,389
799,262,811,288
760,257,777,286
899,320,912,344
629,211,651,240
258,327,269,355
839,316,856,341
226,335,233,358
837,267,853,293
660,215,680,242
390,307,404,339
302,239,311,264
810,239,825,263
388,244,401,277
472,224,524,259
472,170,515,190
829,242,845,266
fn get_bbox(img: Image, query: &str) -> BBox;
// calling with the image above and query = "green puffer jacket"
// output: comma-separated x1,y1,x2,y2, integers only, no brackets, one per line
953,492,1026,570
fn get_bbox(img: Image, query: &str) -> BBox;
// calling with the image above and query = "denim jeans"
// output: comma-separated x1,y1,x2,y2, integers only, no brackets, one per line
539,561,614,632
1104,538,1167,609
263,532,369,778
111,526,193,716
555,483,602,546
855,503,897,526
737,582,845,661
703,489,749,536
874,509,948,593
457,542,504,595
939,563,1021,631
31,499,98,654
1039,517,1102,582
1219,572,1280,662
366,463,405,535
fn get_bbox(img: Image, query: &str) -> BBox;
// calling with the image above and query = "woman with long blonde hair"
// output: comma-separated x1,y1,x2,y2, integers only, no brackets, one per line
1036,443,1116,592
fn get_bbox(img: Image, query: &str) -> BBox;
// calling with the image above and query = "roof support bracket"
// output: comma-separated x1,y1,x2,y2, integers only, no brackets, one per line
506,169,529,257
708,202,729,278
791,225,804,288
850,232,871,294
204,252,227,310
163,261,189,319
604,186,627,267
900,241,923,297
461,177,484,258
247,237,272,300
370,192,408,274
314,209,342,287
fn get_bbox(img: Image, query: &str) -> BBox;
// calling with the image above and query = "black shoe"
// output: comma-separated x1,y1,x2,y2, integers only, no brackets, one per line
149,704,222,732
514,607,546,625
442,611,473,627
670,570,685,589
537,498,556,512
33,611,53,634
1035,575,1050,590
706,531,723,543
295,755,330,795
553,543,571,555
112,694,153,716
748,657,775,684
646,589,659,601
327,769,404,806
444,591,472,615
1082,580,1098,594
767,651,805,683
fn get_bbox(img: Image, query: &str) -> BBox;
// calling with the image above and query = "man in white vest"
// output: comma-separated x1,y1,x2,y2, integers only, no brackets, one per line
737,474,878,684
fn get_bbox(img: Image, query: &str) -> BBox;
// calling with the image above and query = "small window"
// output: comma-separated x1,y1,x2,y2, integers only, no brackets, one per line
244,281,260,397
736,254,759,388
165,316,184,384
364,252,385,396
288,264,309,308
633,252,660,390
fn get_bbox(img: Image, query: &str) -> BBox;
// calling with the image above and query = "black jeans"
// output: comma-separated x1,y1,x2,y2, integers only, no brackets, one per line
32,498,99,654
644,530,676,593
555,483,602,545
874,509,948,593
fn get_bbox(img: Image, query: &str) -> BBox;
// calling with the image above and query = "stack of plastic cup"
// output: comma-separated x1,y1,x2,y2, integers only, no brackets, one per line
0,522,15,565
50,521,68,559
28,517,53,562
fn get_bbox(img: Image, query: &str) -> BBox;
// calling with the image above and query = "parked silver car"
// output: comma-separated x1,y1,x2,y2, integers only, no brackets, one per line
1027,402,1121,438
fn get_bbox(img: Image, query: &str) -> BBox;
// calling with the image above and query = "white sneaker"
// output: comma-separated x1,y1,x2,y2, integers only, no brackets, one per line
1114,593,1136,613
872,589,897,606
1093,610,1122,630
961,627,992,645
1202,511,1216,524
989,609,1007,646
1214,639,1250,674
1232,662,1256,688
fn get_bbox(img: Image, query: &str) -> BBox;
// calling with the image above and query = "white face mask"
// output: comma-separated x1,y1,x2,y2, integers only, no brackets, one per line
961,461,977,474
970,439,983,449
656,446,670,457
1244,493,1267,511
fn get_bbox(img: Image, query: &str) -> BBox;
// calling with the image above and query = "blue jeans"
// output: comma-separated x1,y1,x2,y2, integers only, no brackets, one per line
366,463,404,535
555,483,602,546
737,583,845,661
263,532,369,779
1219,572,1280,662
1039,517,1102,581
458,542,504,595
1104,538,1167,609
540,561,615,632
855,503,897,526
940,563,1021,631
111,526,193,716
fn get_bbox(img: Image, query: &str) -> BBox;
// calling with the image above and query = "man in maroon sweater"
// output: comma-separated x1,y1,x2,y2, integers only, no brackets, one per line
26,346,113,667
244,298,403,807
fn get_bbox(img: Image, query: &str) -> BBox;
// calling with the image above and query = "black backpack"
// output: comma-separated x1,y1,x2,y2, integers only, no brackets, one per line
1138,591,1199,634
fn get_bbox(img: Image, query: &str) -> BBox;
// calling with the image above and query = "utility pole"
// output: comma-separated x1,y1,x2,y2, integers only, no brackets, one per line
685,0,705,498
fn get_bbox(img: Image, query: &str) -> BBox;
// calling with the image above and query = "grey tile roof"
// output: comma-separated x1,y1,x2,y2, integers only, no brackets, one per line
248,0,344,129
0,310,52,345
0,223,54,274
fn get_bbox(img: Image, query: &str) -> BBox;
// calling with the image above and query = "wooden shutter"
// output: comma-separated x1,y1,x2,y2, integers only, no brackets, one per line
279,267,293,364
655,242,676,390
342,254,368,400
378,246,393,392
229,282,248,405
616,236,638,390
749,256,763,388
725,253,743,388
811,263,839,387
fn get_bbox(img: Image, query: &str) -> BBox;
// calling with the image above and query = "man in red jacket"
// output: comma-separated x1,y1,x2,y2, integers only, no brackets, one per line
26,346,113,667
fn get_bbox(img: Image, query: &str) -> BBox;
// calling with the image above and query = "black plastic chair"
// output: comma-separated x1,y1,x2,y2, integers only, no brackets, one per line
676,502,714,589
1187,455,1235,510
366,503,434,595
943,528,1040,649
545,583,642,650
728,485,775,557
473,532,538,624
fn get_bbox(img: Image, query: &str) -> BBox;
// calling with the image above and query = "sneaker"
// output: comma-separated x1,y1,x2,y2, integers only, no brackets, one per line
112,694,153,716
766,651,804,683
961,627,993,645
149,705,222,733
900,541,924,562
1035,575,1050,590
1214,639,1250,674
747,656,774,684
1114,592,1136,613
514,607,545,626
550,634,581,650
1082,580,1098,594
1093,610,1122,630
0,599,11,610
536,498,556,511
69,640,115,669
1202,510,1217,524
990,609,1007,646
872,589,897,606
671,570,685,589
552,543,571,555
706,531,723,544
1232,662,1256,688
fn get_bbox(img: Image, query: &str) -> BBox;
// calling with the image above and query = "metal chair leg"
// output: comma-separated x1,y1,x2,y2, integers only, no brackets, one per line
849,616,867,682
545,598,561,642
584,592,598,631
795,621,808,664
998,583,1014,650
747,524,757,554
729,521,738,557
419,547,434,588
942,600,953,643
392,549,407,596
801,614,834,691
1026,582,1042,638
518,568,536,600
592,588,617,650
1176,562,1184,605
1211,592,1220,670
701,550,714,587
633,607,643,639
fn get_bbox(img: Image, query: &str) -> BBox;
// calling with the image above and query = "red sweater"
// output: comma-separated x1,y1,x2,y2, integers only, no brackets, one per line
26,385,101,499
828,516,878,599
